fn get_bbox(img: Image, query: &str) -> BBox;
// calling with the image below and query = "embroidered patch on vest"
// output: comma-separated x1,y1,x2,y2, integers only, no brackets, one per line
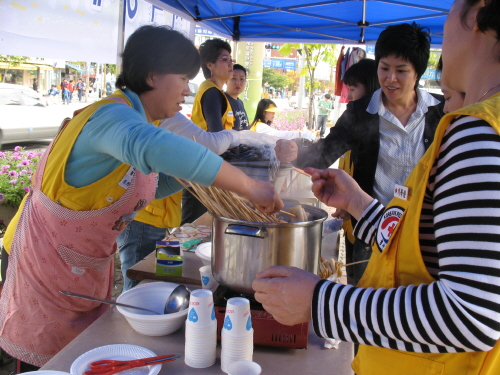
376,206,404,252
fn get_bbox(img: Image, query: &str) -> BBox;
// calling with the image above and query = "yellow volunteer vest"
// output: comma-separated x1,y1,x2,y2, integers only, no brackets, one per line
191,80,234,131
353,93,500,375
133,118,181,229
134,191,182,228
249,121,259,132
337,151,355,244
3,91,138,252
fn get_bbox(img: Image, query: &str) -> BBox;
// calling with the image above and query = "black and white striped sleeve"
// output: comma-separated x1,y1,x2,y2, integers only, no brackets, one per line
313,116,500,353
352,199,384,244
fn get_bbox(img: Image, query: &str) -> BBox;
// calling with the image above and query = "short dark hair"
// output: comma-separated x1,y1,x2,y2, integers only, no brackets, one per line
252,99,275,126
199,38,232,79
116,25,200,94
232,64,247,77
375,22,430,89
324,93,331,99
343,58,380,97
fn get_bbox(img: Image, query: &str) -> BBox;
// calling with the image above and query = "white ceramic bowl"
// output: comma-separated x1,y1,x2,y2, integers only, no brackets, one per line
195,242,212,266
116,282,188,336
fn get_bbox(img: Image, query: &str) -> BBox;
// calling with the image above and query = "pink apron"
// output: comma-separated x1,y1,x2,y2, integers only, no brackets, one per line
0,104,157,366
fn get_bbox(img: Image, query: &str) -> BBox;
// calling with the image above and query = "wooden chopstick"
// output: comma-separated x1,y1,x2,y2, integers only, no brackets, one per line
279,210,296,217
343,260,370,267
293,167,311,177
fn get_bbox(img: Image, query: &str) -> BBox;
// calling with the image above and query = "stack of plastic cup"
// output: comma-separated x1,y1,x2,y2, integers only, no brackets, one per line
184,289,217,368
199,265,219,292
221,297,254,373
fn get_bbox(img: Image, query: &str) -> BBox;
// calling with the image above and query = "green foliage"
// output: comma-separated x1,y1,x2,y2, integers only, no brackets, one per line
0,147,44,209
262,68,289,89
279,43,338,128
0,55,28,66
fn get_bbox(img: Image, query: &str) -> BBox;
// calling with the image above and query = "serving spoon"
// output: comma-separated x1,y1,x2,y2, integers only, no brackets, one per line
60,285,190,315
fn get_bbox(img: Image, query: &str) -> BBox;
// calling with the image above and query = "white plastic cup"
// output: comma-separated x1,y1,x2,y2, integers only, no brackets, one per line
199,265,219,291
227,360,262,375
222,297,252,337
186,289,216,328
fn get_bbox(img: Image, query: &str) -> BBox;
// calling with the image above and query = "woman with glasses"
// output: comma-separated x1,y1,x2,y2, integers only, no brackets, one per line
184,38,236,224
191,38,235,133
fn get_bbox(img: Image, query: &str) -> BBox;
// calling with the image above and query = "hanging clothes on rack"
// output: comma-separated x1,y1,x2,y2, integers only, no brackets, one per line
334,46,345,97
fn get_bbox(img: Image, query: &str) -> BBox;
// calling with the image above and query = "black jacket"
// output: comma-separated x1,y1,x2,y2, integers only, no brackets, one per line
294,92,445,196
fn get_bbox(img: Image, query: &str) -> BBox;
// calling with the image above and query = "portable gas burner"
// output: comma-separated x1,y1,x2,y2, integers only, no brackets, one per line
213,286,309,349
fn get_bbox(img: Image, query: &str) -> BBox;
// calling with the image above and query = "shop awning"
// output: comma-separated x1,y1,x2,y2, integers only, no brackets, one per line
65,63,85,73
0,62,54,71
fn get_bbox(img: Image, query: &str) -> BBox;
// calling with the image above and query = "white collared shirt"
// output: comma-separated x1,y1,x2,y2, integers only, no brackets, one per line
366,88,440,206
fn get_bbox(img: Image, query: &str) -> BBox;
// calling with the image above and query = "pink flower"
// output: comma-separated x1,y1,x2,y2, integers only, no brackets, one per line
14,146,21,152
8,170,18,177
23,187,31,193
9,179,18,184
0,152,5,157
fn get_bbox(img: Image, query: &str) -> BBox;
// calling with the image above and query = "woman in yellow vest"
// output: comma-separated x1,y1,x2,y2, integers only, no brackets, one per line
253,1,500,374
183,38,236,225
0,25,283,371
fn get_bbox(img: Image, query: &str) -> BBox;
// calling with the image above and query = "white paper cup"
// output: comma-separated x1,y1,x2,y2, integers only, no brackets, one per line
199,265,219,291
227,360,262,375
222,297,252,337
186,289,216,328
185,321,217,368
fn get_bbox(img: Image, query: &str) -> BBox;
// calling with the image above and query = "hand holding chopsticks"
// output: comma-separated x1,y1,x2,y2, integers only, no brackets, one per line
83,354,181,375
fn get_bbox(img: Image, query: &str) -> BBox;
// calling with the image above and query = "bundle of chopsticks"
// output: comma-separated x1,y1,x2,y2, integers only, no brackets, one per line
175,178,282,223
319,257,343,279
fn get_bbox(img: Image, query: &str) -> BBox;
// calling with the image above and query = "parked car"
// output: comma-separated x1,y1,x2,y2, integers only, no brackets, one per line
0,82,48,107
0,83,73,147
180,82,199,119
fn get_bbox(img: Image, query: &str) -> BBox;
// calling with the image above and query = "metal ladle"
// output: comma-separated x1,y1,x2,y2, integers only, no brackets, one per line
60,285,190,315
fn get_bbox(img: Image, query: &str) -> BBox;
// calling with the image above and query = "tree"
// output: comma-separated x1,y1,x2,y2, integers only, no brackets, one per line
0,55,28,82
279,44,338,129
262,68,289,91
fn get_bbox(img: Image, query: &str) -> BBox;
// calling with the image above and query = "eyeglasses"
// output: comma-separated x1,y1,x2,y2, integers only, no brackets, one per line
218,56,235,64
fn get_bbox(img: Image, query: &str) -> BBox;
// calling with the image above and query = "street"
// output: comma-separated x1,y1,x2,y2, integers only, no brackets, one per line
1,96,99,152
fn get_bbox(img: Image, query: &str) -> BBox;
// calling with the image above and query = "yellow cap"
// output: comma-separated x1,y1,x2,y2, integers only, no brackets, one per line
265,103,281,112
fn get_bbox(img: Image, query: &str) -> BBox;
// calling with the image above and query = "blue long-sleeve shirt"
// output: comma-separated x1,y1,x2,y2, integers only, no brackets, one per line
66,89,223,198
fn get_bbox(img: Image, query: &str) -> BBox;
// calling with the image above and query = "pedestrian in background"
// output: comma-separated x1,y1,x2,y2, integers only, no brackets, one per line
68,80,75,103
76,78,85,102
316,93,333,138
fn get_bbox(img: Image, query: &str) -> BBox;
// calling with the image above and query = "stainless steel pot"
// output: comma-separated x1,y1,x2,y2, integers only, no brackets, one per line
211,203,328,295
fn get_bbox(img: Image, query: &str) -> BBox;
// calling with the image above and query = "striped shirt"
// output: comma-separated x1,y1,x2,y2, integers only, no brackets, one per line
313,115,500,353
367,88,440,206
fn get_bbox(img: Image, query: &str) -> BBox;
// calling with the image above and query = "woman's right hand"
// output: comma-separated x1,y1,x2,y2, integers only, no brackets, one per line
304,167,373,220
246,179,284,215
275,139,298,162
